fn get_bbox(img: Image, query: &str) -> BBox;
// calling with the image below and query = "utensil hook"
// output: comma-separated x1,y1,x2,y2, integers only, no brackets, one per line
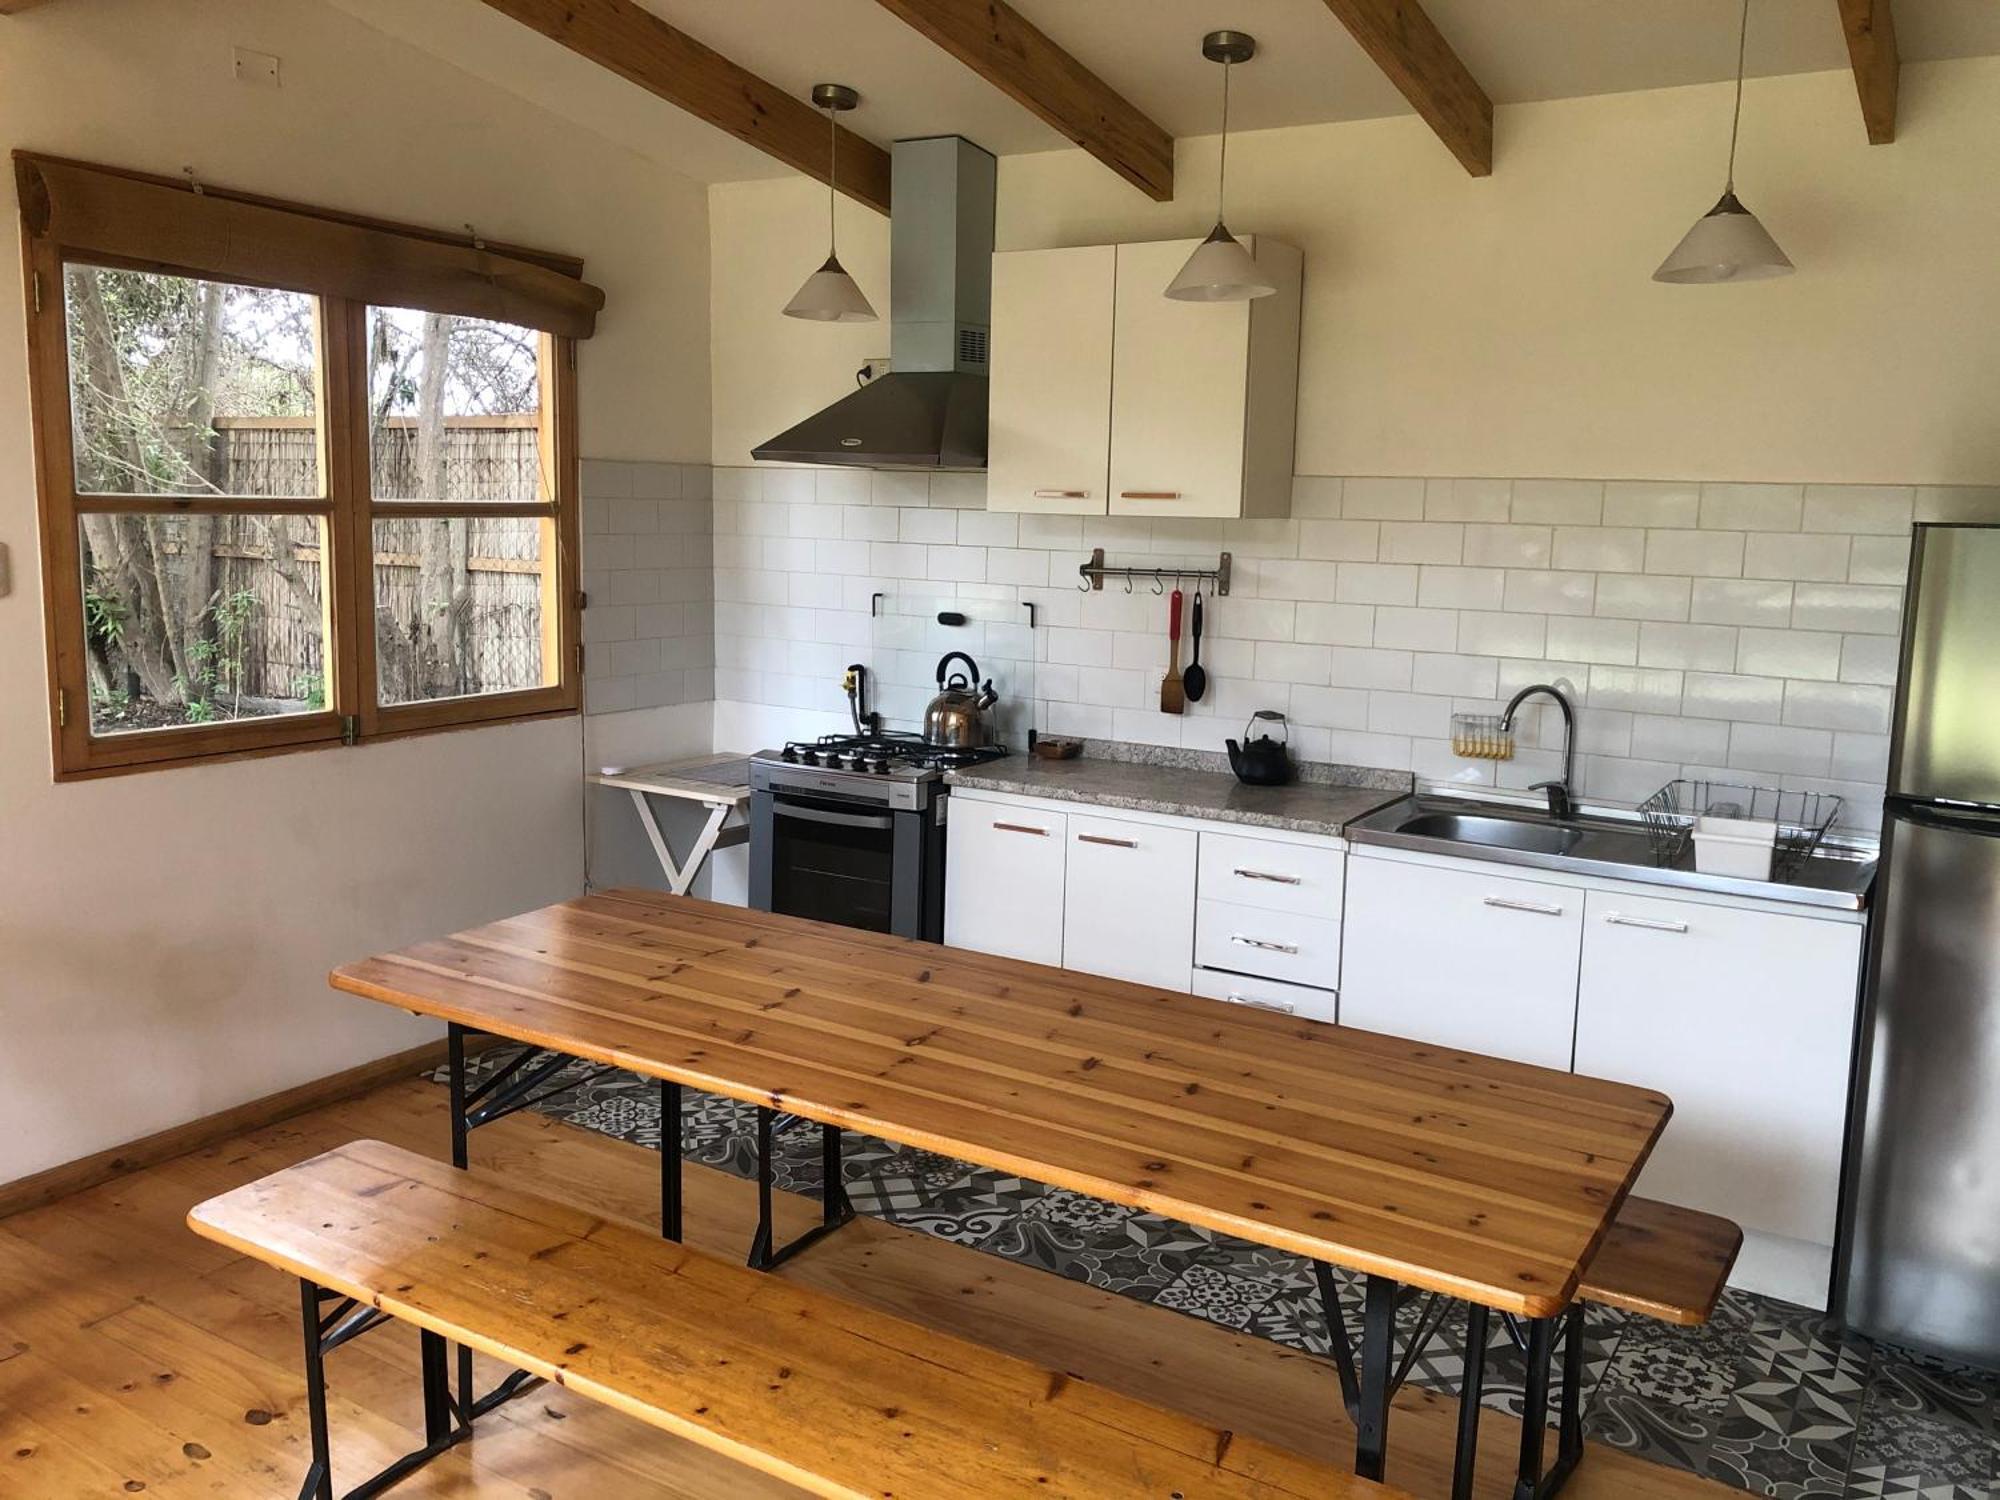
1124,575,1133,594
1153,575,1164,594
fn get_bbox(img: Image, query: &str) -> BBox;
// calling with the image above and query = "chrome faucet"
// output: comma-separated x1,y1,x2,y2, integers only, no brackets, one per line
1501,683,1576,820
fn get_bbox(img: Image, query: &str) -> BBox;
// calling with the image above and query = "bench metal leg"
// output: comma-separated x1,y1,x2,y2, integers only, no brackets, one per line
1498,1303,1586,1500
662,1077,683,1242
746,1106,855,1271
297,1282,333,1500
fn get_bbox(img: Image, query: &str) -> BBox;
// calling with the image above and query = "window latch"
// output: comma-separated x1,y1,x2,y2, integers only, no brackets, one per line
340,715,359,746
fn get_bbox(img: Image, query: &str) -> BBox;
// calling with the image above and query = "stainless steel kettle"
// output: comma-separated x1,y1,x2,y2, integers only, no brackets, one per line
923,651,997,748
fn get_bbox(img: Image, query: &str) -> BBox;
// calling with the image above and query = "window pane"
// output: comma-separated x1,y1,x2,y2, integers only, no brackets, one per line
373,516,550,705
64,265,320,498
366,307,544,503
79,513,328,736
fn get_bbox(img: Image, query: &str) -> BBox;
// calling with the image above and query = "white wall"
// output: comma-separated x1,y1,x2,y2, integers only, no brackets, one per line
0,0,712,1183
713,58,2000,481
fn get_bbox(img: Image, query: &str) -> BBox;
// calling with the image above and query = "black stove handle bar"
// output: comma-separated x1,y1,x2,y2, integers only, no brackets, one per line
770,800,895,832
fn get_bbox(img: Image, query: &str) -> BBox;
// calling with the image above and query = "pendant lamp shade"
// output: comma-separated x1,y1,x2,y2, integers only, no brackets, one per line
1167,32,1273,303
784,255,878,321
1653,191,1794,284
1654,0,1793,285
786,84,877,323
1166,224,1276,302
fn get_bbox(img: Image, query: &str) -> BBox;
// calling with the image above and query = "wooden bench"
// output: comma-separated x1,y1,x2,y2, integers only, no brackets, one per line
189,1139,1411,1500
1578,1196,1743,1327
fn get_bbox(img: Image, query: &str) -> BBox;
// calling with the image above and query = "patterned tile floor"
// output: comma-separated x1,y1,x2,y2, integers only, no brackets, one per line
445,1055,2000,1499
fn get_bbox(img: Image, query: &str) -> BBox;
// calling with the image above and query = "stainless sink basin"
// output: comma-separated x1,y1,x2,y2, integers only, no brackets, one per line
1395,811,1583,855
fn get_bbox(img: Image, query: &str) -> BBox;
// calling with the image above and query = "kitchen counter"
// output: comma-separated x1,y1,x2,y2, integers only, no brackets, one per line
946,754,1406,838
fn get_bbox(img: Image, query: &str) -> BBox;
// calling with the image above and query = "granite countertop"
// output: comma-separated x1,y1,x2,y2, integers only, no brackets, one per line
946,753,1408,838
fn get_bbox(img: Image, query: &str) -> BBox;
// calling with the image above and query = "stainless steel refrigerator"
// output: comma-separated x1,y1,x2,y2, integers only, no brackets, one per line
1838,523,2000,1367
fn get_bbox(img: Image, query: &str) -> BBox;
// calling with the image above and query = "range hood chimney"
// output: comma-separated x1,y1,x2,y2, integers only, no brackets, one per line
753,136,995,471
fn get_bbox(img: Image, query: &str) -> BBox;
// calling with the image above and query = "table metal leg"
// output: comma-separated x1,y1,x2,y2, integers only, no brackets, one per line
746,1106,856,1270
1454,1302,1489,1500
661,1078,683,1242
1514,1316,1554,1500
1354,1274,1399,1481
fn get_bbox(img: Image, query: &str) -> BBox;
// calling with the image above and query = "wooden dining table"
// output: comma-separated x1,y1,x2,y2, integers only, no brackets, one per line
331,888,1673,1498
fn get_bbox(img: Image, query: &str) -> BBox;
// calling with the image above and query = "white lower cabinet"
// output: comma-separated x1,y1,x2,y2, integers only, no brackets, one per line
1190,965,1338,1024
944,800,1066,966
1340,853,1584,1071
1194,900,1342,991
1573,891,1863,1252
1061,813,1197,989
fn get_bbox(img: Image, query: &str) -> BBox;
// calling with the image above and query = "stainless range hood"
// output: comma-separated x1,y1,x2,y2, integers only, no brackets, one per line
754,136,995,471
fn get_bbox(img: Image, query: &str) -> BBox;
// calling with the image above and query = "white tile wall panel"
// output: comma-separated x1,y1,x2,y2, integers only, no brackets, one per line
1744,532,1852,583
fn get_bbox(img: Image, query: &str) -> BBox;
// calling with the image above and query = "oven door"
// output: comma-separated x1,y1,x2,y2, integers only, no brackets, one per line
751,788,945,937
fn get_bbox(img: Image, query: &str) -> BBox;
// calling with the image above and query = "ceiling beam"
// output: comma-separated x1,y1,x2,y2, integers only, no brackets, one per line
476,0,892,214
871,0,1172,202
1317,0,1492,176
1835,0,1899,144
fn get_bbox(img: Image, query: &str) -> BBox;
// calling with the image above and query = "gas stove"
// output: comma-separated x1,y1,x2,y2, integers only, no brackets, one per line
749,734,1006,809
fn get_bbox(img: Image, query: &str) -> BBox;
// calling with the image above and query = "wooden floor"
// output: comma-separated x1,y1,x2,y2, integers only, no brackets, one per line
0,1072,1737,1499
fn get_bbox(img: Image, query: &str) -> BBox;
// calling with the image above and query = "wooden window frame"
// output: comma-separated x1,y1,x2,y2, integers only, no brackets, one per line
19,231,583,781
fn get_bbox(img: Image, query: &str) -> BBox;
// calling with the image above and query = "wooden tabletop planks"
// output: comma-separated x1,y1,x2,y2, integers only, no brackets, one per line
331,890,1672,1316
189,1139,1406,1499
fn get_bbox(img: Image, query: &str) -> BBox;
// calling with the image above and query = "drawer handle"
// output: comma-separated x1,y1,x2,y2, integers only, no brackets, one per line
1078,833,1138,849
1033,488,1090,499
1120,490,1182,500
1604,912,1689,933
993,822,1049,837
1223,993,1296,1016
1231,934,1300,955
1233,867,1303,886
1482,895,1565,917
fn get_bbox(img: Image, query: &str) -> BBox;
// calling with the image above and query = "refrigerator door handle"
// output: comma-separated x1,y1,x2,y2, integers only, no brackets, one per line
1891,800,2000,837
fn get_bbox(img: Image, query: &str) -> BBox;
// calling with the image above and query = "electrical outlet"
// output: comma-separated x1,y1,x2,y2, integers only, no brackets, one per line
232,46,281,87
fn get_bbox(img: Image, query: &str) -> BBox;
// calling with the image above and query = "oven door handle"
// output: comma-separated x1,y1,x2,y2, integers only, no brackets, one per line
771,801,896,831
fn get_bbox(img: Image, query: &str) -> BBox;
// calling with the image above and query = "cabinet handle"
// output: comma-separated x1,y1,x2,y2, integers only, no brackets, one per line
1233,867,1303,886
1223,993,1296,1016
1077,833,1138,849
1231,933,1300,955
1603,912,1689,933
1032,488,1090,499
1120,490,1182,500
1482,895,1565,916
993,822,1049,837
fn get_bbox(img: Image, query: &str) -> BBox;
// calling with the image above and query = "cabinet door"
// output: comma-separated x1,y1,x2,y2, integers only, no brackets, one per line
1574,892,1862,1248
1340,855,1583,1070
944,800,1066,966
1062,813,1197,989
1108,238,1251,520
986,246,1114,515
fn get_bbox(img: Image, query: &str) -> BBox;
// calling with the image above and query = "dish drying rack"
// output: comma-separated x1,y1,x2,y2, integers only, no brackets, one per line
1638,779,1843,877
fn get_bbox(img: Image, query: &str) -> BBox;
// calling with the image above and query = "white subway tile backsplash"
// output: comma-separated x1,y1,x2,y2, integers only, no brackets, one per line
1783,680,1893,734
899,508,957,544
1418,566,1506,610
1368,691,1453,737
1289,684,1370,730
1595,575,1691,622
1381,522,1465,564
1803,485,1913,536
1464,525,1554,568
1603,481,1699,529
1413,653,1499,698
1510,479,1604,527
1554,527,1647,574
1630,713,1731,765
1425,478,1512,522
1331,562,1417,605
1298,519,1381,561
1700,483,1803,532
1840,634,1899,686
1294,601,1374,646
1341,477,1425,520
1638,621,1738,672
1290,475,1344,517
1586,666,1685,715
1690,578,1792,627
1683,672,1785,724
1460,612,1549,658
957,511,1020,549
1729,722,1832,777
1737,627,1843,681
1255,640,1334,686
1019,513,1084,550
1546,617,1639,666
1744,532,1851,583
1914,486,2000,524
1503,570,1596,617
1791,583,1903,636
1848,535,1912,585
1373,606,1461,652
1647,530,1745,578
1832,732,1891,783
1327,646,1415,691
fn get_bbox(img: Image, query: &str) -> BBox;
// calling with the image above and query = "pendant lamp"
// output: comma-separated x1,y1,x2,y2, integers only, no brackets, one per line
1167,31,1276,302
1654,0,1794,284
784,84,878,321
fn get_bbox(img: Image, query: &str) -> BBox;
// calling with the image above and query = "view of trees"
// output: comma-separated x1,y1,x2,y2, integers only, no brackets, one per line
65,265,547,735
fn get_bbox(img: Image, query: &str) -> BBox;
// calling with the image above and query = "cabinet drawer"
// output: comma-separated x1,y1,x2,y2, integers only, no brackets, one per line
1062,814,1197,990
944,801,1067,966
1191,966,1337,1025
1198,831,1344,919
1195,898,1342,990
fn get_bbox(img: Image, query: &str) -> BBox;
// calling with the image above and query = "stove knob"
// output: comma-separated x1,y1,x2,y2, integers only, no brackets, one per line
781,746,798,762
801,749,819,766
873,757,892,774
826,753,847,770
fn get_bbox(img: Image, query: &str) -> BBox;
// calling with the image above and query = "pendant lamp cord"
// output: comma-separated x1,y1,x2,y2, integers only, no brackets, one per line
827,104,839,256
1725,0,1750,192
1217,57,1233,224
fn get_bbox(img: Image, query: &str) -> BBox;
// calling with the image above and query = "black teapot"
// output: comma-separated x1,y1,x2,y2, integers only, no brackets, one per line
1227,710,1293,787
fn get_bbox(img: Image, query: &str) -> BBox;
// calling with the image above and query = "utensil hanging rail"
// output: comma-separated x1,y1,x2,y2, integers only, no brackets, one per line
1078,548,1232,596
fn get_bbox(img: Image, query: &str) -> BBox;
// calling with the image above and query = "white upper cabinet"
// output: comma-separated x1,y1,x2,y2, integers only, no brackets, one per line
985,246,1115,517
986,236,1301,519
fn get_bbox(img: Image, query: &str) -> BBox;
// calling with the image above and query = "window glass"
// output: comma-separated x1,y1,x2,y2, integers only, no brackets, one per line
64,265,320,497
366,307,544,503
373,515,549,705
79,513,327,735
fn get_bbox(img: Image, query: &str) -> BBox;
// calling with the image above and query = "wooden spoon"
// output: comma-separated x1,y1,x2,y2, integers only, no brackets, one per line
1182,591,1208,703
1159,588,1185,715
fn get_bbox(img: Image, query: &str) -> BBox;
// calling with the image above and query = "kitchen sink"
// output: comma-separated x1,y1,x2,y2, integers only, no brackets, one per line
1394,811,1583,855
